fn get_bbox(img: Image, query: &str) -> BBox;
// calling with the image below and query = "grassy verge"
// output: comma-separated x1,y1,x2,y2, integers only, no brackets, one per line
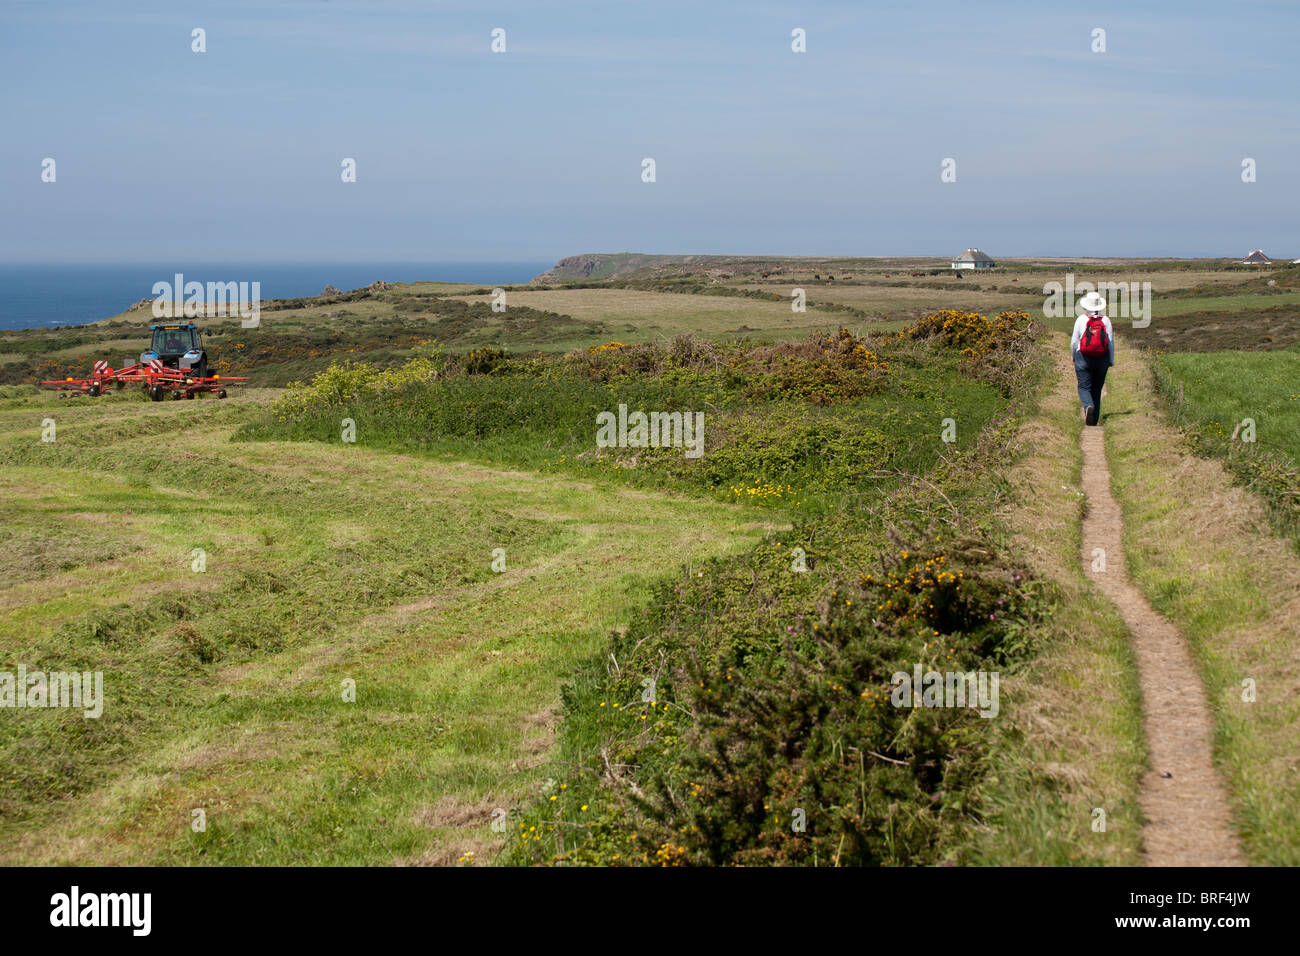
1103,350,1300,864
970,338,1145,864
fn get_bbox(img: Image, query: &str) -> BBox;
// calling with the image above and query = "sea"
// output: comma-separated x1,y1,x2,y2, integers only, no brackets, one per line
0,262,554,331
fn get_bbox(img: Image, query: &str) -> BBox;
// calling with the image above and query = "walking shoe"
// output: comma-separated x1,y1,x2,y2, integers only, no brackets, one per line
1085,405,1098,426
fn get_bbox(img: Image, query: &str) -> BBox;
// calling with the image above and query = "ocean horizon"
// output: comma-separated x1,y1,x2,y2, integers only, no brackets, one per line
0,262,554,331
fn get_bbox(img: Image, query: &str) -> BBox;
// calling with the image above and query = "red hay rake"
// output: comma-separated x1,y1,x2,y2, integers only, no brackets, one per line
42,360,248,401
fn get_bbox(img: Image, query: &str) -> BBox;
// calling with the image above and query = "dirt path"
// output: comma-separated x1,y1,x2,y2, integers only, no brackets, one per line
1077,363,1245,866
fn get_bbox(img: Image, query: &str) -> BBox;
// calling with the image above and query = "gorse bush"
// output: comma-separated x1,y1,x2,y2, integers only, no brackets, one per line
903,309,1040,394
567,333,731,381
271,349,447,423
752,327,890,405
565,329,890,405
507,531,1041,866
462,346,509,375
902,309,1031,357
638,537,1036,867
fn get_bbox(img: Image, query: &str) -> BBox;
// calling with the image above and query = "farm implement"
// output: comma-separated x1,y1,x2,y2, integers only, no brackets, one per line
43,360,246,400
41,323,248,400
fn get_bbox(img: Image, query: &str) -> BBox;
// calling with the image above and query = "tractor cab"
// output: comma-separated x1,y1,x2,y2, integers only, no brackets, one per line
142,324,208,379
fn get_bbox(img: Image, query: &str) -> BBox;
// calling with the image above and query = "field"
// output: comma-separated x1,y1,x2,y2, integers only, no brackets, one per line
451,288,847,343
1146,349,1300,546
2,254,1299,865
0,385,770,864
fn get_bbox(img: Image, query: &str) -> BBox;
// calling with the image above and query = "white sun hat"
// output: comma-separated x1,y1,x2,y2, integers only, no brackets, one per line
1078,291,1107,314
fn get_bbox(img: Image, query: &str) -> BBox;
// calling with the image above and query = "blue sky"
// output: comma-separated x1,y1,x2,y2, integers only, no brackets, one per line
1,0,1296,262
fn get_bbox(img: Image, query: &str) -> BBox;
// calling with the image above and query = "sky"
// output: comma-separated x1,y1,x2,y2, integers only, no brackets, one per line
1,0,1296,263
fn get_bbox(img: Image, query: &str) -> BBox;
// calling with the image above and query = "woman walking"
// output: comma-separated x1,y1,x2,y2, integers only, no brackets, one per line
1071,291,1115,426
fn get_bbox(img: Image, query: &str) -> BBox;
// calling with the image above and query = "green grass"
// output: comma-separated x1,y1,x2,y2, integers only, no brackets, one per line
0,389,769,864
1150,348,1300,544
1154,349,1300,458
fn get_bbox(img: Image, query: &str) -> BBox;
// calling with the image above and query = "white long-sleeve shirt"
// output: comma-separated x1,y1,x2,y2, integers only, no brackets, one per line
1071,313,1115,366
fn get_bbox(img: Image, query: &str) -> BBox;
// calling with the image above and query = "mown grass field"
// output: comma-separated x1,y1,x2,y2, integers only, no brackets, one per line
3,309,1102,867
0,386,770,864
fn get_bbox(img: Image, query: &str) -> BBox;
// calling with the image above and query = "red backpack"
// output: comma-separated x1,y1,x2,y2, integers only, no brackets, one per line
1080,315,1109,357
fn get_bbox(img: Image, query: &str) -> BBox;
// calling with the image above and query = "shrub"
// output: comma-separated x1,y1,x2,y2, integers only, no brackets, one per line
902,310,1041,394
461,346,508,375
508,530,1039,866
271,349,445,422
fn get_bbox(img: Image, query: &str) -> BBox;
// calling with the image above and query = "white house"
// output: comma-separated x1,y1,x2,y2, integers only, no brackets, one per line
951,248,995,270
1241,249,1272,265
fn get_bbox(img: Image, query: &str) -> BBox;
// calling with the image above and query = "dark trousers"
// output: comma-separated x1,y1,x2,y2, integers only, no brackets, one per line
1074,355,1109,415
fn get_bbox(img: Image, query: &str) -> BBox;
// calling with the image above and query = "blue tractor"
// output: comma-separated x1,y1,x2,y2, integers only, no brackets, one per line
141,323,210,381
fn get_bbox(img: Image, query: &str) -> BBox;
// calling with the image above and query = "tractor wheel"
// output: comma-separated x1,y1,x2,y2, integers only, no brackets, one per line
185,391,194,400
88,384,101,397
115,378,125,389
217,389,228,399
149,385,165,402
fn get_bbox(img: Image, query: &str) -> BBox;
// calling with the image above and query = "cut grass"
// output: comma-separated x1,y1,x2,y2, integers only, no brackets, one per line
0,390,769,865
1103,351,1300,864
